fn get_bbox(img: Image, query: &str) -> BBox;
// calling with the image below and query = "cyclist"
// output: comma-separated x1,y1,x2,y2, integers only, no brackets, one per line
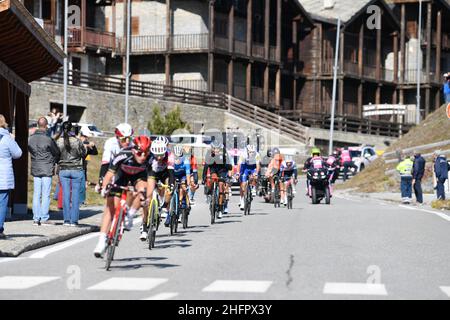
280,155,298,206
93,135,151,258
326,150,340,184
172,145,192,221
202,140,233,219
237,144,261,210
144,138,175,235
265,147,284,201
183,145,199,206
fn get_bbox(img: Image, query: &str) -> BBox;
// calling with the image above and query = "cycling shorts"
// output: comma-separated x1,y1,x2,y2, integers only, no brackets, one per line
148,169,170,184
240,168,257,183
109,171,147,198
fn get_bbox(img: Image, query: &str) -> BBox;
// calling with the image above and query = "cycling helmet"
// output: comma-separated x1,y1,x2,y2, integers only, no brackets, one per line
272,147,280,155
211,140,223,151
154,135,169,146
247,144,256,153
150,140,167,156
115,123,133,137
133,135,151,153
173,145,184,157
311,147,321,156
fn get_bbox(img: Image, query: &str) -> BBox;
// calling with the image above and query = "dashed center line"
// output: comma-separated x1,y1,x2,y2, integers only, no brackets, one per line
202,280,272,293
142,292,179,300
0,276,60,290
87,277,168,291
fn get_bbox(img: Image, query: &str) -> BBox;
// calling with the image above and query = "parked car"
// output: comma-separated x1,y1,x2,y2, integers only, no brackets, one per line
73,123,104,137
348,145,378,172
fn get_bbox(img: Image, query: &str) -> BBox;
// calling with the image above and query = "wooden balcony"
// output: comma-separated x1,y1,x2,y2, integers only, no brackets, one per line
251,87,264,104
67,27,115,51
363,65,377,79
173,33,209,51
172,79,208,91
233,84,246,100
251,43,265,59
403,69,437,84
234,39,247,56
343,61,359,76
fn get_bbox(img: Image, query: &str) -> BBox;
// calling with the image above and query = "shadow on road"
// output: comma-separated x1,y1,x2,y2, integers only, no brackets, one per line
109,262,179,270
156,239,192,244
113,256,167,262
214,220,242,225
154,243,191,249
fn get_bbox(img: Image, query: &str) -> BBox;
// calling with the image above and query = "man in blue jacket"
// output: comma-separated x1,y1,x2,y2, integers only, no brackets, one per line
412,151,426,204
434,151,448,200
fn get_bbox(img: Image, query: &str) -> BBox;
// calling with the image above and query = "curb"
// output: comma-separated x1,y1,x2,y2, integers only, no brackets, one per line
0,225,100,258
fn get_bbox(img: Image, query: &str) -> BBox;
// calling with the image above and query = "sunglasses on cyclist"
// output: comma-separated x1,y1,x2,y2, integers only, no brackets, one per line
119,136,131,143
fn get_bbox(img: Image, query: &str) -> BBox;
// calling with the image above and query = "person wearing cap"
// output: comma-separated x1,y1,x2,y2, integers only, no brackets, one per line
28,117,60,226
396,154,414,204
79,128,98,205
412,151,425,205
433,150,448,200
0,115,22,239
443,73,450,103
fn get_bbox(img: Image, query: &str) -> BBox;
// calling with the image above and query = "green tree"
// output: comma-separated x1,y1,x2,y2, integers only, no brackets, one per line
147,105,190,135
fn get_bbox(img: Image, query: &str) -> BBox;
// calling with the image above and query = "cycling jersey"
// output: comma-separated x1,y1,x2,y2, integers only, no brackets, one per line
304,156,327,171
202,151,233,182
107,148,148,197
266,154,284,177
281,161,298,179
190,155,198,173
102,137,122,164
238,151,261,183
173,156,191,181
147,151,175,185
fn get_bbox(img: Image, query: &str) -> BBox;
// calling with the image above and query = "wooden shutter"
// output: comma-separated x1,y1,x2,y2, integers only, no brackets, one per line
132,16,139,35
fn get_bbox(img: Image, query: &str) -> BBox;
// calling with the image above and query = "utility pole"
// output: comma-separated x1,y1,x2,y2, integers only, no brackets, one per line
329,19,341,154
416,0,422,124
63,0,68,118
124,0,131,123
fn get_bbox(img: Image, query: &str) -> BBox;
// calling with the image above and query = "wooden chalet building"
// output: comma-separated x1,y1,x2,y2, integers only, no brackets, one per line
387,0,450,116
288,0,403,124
0,0,63,214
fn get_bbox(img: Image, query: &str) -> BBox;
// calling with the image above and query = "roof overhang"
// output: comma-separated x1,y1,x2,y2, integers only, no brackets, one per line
291,0,315,27
0,0,64,83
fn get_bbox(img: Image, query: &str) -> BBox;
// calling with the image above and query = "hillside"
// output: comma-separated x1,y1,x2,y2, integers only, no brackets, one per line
338,104,450,193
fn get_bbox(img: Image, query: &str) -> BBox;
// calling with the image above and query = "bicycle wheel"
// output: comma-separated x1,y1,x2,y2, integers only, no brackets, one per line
182,195,189,229
105,208,124,271
244,184,250,215
170,193,178,235
210,184,216,224
287,184,293,209
274,180,280,208
147,200,158,250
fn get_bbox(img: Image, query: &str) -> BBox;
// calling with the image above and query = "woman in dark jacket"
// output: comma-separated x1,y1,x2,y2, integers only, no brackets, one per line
57,122,86,226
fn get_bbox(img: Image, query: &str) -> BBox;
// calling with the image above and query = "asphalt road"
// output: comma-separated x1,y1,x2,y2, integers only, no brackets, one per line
0,182,450,300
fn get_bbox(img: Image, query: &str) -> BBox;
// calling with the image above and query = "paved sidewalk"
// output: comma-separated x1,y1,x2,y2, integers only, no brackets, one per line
0,207,103,257
335,189,440,210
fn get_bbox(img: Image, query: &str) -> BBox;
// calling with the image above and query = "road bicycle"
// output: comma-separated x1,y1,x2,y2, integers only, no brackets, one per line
104,184,139,271
243,174,256,216
209,176,220,225
285,177,294,210
146,182,168,250
169,179,188,235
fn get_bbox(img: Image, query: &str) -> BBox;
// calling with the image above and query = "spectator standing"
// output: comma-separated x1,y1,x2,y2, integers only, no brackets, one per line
396,155,414,204
57,122,86,226
28,117,60,225
443,73,450,104
433,150,448,200
79,128,98,205
412,151,426,205
0,115,23,239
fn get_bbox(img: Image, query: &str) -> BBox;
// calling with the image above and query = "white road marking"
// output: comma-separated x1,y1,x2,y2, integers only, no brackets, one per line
399,205,450,222
87,277,168,291
0,276,60,289
323,282,387,296
202,280,272,293
440,286,450,298
0,258,25,264
28,233,99,259
142,292,179,300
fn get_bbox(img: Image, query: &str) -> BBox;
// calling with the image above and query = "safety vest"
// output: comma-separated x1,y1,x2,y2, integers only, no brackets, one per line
396,159,413,176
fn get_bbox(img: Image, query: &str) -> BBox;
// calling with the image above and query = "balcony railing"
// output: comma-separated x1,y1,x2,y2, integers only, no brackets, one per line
363,65,377,79
172,79,208,91
344,61,359,76
269,46,277,61
215,35,229,51
67,27,116,51
381,67,394,82
252,43,265,59
403,69,436,84
234,39,247,55
233,84,246,100
173,33,209,51
251,87,264,104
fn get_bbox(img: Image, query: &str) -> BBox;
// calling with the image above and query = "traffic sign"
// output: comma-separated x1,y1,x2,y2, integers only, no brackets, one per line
447,103,450,119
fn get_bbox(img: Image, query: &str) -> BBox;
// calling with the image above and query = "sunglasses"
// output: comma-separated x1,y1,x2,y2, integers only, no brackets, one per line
119,137,131,143
135,151,148,157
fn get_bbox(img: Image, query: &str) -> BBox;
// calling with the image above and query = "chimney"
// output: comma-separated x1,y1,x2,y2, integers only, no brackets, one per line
323,0,335,9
